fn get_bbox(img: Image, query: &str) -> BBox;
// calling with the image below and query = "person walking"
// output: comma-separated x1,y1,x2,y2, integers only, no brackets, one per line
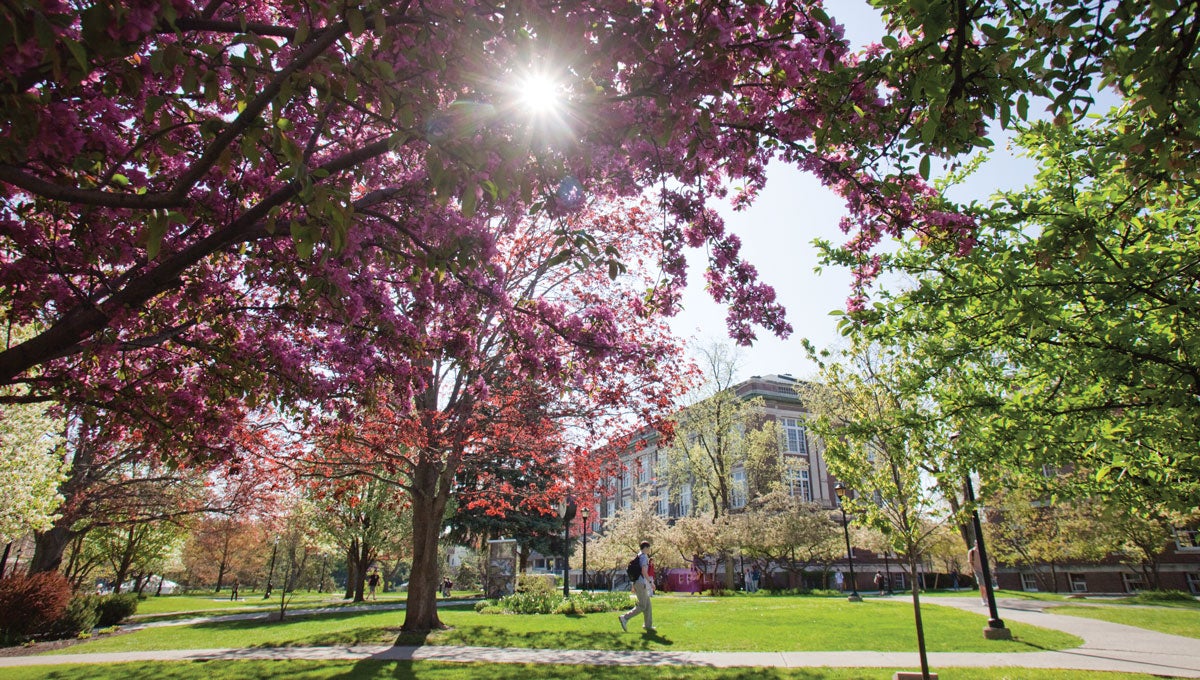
618,540,655,632
968,543,987,606
873,570,886,596
367,571,380,601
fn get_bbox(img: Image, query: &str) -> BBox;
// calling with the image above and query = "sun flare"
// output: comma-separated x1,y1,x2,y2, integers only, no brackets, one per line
517,73,563,115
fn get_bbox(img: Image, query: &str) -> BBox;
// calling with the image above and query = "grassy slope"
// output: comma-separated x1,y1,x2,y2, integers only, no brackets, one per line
50,596,1081,655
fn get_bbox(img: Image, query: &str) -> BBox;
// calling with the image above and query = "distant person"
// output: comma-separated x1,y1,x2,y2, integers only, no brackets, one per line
442,577,453,597
229,578,239,601
751,565,761,593
968,543,987,605
367,571,380,600
618,540,655,632
834,571,844,592
874,570,886,596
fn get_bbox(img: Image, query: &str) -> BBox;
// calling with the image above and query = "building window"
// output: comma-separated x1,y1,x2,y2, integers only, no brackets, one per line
606,499,616,518
1187,573,1200,596
1069,573,1087,593
1020,572,1039,592
658,485,669,517
680,483,692,516
638,455,651,485
1174,527,1200,551
622,466,632,491
1121,572,1144,594
782,418,808,454
731,469,747,508
788,468,812,502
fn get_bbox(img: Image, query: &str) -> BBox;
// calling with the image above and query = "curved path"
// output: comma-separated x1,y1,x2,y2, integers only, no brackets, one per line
2,596,1197,677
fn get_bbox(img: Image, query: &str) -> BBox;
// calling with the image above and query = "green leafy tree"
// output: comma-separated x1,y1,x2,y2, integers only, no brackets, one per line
660,344,781,521
844,111,1200,516
802,339,956,678
987,486,1111,593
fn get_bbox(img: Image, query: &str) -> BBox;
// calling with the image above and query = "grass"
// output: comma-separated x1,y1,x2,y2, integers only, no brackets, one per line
50,596,1081,655
1051,604,1200,639
0,660,1174,680
130,590,414,618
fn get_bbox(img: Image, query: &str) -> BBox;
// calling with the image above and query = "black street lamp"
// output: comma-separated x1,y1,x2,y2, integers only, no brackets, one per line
580,506,590,593
834,483,862,602
558,495,576,599
965,473,1011,639
882,549,894,595
952,432,1011,640
263,536,279,599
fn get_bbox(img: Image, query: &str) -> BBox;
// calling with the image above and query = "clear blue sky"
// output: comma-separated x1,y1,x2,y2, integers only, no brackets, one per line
668,3,1039,382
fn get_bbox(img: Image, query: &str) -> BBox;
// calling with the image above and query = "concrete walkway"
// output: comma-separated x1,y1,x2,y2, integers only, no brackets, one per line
2,597,1197,677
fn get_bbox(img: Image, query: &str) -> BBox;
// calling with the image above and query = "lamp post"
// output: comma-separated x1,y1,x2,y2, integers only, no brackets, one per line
882,549,892,595
264,537,279,599
952,432,1011,640
834,484,862,602
965,473,1011,639
558,495,576,599
581,506,590,593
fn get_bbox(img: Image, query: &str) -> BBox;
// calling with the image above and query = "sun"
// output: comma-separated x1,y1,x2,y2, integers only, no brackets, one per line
517,72,563,116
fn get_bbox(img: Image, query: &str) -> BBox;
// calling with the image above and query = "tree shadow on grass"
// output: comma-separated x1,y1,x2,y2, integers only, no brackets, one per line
422,625,673,651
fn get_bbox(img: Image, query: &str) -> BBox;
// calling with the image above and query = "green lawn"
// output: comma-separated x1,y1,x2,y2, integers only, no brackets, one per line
130,590,413,618
0,659,1172,680
1051,604,1200,639
51,596,1080,655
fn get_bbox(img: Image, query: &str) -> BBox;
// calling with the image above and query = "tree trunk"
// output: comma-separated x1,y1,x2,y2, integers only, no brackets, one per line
344,540,358,600
0,542,10,579
352,540,371,602
401,457,451,632
29,521,76,574
908,553,932,679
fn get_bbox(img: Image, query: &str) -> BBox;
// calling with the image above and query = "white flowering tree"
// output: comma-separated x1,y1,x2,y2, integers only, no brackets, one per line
0,399,66,546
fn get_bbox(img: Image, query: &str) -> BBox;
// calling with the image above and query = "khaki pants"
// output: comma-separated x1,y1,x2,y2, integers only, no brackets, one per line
622,579,653,629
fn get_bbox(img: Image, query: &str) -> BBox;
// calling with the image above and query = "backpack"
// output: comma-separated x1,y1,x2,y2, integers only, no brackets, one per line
626,554,642,581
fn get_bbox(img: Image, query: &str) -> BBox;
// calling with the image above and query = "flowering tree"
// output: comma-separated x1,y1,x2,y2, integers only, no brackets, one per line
0,0,981,403
0,399,65,545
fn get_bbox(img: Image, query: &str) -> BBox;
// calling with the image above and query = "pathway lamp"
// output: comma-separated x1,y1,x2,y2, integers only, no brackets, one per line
558,495,576,599
581,505,590,593
834,483,862,602
951,432,1011,640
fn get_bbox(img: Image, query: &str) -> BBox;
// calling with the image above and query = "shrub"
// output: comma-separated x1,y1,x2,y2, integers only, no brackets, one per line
1130,589,1197,605
45,594,101,640
0,572,73,645
478,589,631,615
516,573,557,596
96,593,139,626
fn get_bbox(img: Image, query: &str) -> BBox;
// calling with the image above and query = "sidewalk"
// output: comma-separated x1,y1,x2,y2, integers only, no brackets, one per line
2,597,1197,677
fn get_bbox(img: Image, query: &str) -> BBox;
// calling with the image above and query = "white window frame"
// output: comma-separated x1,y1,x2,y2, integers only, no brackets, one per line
658,485,669,517
731,469,747,508
1121,572,1143,594
1020,572,1039,592
680,483,692,516
1174,527,1200,551
788,468,812,502
638,455,651,485
781,417,808,454
1187,573,1200,596
1069,573,1087,593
